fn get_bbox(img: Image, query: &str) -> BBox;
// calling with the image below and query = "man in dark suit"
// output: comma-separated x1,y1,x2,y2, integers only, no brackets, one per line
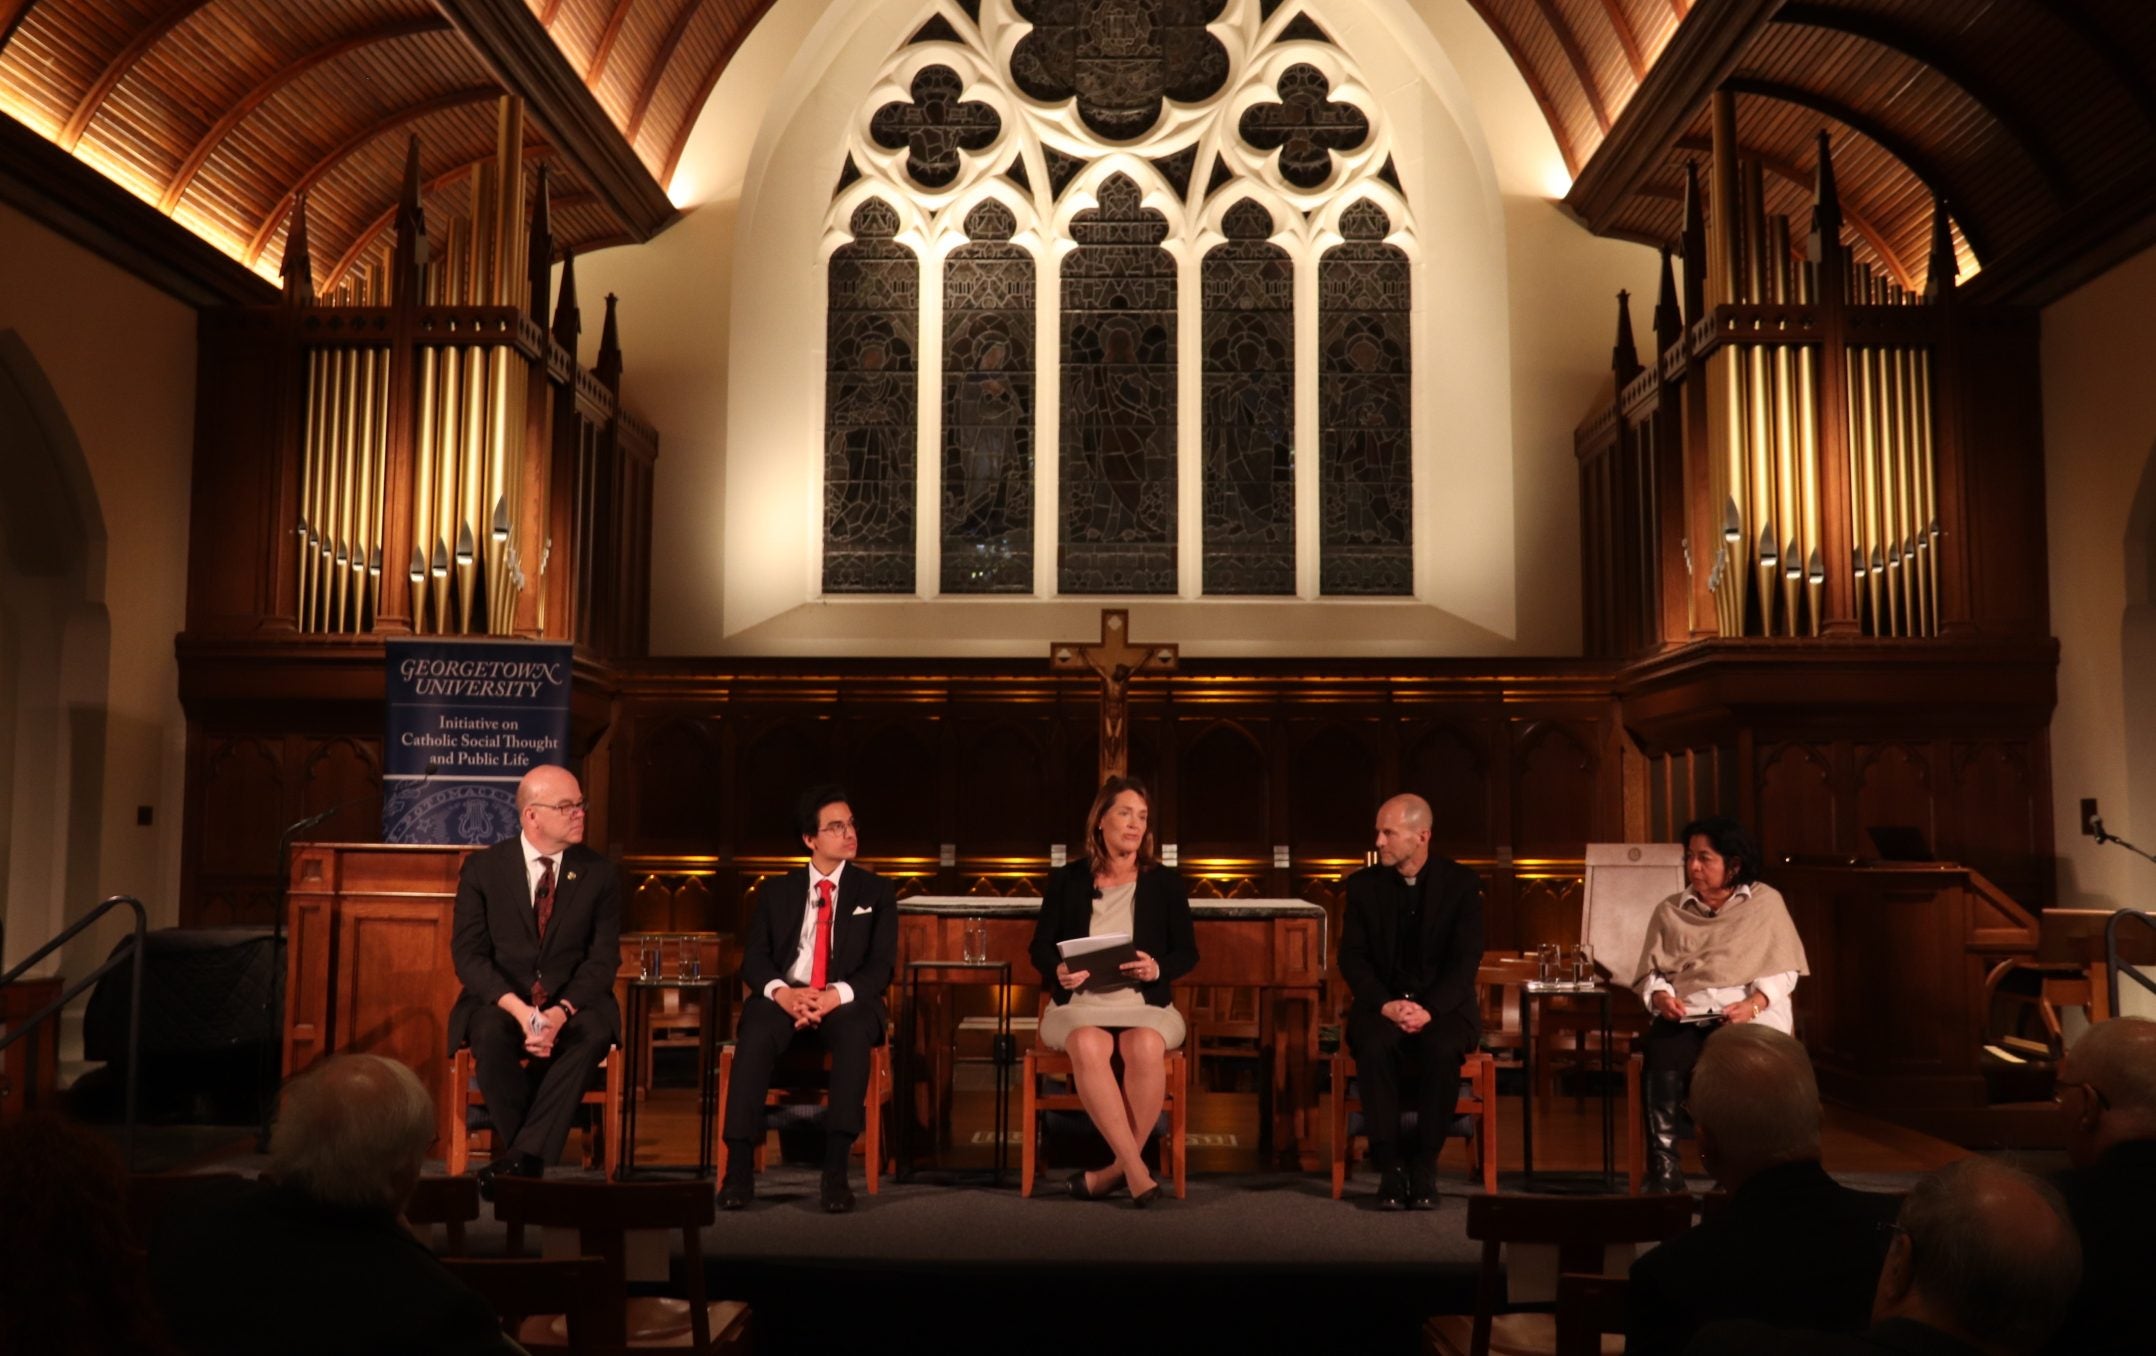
1683,1159,2081,1356
1339,792,1484,1210
1627,1025,1900,1353
720,784,897,1213
152,1054,512,1356
2044,1015,2156,1354
447,763,621,1193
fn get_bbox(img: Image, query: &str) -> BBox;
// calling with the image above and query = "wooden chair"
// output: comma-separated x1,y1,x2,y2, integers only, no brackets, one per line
404,1173,481,1255
488,1178,750,1355
1019,1041,1188,1199
440,1256,611,1355
444,1045,624,1180
1423,1191,1697,1356
714,1041,891,1192
1554,1273,1629,1356
1330,1048,1499,1197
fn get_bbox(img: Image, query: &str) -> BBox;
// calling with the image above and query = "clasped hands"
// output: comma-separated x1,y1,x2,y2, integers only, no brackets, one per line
1380,998,1432,1033
502,998,568,1057
1055,950,1160,990
774,985,845,1029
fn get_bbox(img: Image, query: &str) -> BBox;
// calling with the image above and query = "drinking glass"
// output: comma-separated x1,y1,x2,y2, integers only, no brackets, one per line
963,917,988,964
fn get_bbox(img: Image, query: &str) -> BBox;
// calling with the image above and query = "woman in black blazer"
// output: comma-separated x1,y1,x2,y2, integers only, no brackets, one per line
1028,775,1198,1206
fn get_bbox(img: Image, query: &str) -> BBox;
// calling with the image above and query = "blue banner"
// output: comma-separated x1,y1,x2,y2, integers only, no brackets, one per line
382,639,574,845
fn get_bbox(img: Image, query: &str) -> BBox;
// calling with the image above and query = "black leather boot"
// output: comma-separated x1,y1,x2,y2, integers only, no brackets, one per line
1644,1070,1688,1193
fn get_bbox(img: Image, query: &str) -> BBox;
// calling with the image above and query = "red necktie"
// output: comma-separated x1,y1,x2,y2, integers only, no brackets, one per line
531,856,556,1007
810,878,834,989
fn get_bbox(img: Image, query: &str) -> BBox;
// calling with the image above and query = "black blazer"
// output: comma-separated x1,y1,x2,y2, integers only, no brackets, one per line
447,836,622,1053
1338,857,1484,1023
1030,861,1198,1008
737,863,898,1016
1627,1159,1901,1354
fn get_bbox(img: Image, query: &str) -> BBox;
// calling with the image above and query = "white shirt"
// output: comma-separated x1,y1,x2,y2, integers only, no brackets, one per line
519,833,560,908
764,861,855,1005
1635,883,1799,1035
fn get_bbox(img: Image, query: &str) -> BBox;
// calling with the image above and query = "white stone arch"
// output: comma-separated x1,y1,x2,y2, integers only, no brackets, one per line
0,330,110,984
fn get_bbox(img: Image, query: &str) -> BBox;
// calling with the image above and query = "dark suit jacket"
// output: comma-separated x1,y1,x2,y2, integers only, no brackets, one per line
2046,1137,2156,1354
447,836,622,1053
1684,1318,1987,1356
1628,1159,1901,1355
738,863,898,1017
1030,861,1198,1008
1337,857,1484,1023
150,1181,508,1356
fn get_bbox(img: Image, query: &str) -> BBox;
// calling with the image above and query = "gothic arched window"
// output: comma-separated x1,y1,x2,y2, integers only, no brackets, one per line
824,3,1414,598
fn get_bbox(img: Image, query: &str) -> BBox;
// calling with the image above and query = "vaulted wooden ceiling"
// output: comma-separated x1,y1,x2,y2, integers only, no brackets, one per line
0,0,2150,308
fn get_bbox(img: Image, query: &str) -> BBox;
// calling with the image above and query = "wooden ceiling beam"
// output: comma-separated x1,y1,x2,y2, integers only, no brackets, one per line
1719,76,1987,262
1596,0,1646,80
323,143,555,292
2021,0,2156,136
660,0,780,189
433,0,676,242
57,0,216,151
1670,135,1915,290
0,0,35,53
1772,4,2071,205
1532,0,1611,133
0,110,274,306
1462,0,1580,177
626,0,707,145
159,18,452,215
586,0,635,90
243,85,504,266
1563,0,1781,230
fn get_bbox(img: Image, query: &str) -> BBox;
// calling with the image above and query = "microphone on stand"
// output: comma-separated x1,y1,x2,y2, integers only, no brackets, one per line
2092,815,2112,846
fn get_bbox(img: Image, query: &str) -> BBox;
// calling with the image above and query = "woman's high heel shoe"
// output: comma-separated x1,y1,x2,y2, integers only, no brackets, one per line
1130,1183,1162,1208
1067,1171,1108,1201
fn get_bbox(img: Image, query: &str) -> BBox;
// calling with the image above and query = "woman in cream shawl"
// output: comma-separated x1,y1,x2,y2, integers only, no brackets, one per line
1631,816,1808,1192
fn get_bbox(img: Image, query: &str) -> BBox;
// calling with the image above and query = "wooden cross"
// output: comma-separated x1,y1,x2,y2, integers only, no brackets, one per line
1051,609,1178,785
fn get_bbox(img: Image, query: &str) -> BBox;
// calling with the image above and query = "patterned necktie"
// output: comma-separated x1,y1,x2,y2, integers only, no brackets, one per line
531,856,556,1007
810,878,835,989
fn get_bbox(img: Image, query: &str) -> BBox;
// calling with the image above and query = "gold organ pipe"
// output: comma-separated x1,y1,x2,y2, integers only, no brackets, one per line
1916,348,1940,633
1899,346,1926,635
1798,343,1822,635
459,338,487,633
296,351,321,630
411,346,437,633
353,346,375,631
326,346,350,631
434,344,461,632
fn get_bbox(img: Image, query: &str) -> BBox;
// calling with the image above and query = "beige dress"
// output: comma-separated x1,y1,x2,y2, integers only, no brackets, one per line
1036,881,1187,1051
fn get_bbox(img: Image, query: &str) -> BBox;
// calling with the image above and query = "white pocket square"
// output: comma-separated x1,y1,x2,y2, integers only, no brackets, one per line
851,905,873,915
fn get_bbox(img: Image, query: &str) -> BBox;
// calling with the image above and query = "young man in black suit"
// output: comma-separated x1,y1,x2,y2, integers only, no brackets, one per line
446,763,622,1194
720,784,898,1213
1338,792,1485,1210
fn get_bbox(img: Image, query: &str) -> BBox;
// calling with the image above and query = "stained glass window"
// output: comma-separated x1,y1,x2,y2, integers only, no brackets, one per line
1201,200,1295,594
1319,200,1412,595
1060,174,1177,594
942,201,1035,593
1011,0,1229,141
823,199,918,594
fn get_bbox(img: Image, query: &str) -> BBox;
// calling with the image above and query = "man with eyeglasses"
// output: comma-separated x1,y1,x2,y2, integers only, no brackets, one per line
2044,1015,2156,1354
447,763,621,1196
720,784,897,1213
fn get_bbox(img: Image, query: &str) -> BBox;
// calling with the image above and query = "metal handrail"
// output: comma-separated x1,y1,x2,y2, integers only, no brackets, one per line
2104,908,2156,1017
0,895,147,1165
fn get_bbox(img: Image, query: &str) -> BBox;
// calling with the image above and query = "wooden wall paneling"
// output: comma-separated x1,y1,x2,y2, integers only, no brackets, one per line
839,713,941,855
1401,717,1495,856
1512,719,1599,853
732,715,833,852
298,735,383,843
1952,316,2049,637
1174,714,1269,851
1478,866,1517,954
1756,739,1840,859
1946,739,2045,905
1515,874,1586,950
621,710,723,854
1286,719,1380,854
1853,741,1937,854
951,712,1055,856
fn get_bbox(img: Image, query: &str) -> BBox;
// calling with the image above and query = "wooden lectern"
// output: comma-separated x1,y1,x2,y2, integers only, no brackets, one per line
284,843,475,1152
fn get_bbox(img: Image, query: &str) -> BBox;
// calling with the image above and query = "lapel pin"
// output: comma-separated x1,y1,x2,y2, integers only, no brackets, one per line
565,871,578,882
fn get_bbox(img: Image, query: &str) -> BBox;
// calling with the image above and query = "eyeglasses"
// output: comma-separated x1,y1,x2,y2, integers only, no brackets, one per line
533,799,587,815
2054,1078,2109,1111
817,819,857,835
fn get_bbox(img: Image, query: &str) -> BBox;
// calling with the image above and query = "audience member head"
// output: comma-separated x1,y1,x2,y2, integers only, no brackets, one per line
267,1053,436,1214
1873,1158,2080,1356
1082,774,1159,868
1678,815,1761,893
515,763,587,854
2056,1015,2156,1168
1373,794,1434,879
0,1113,176,1356
1687,1024,1820,1189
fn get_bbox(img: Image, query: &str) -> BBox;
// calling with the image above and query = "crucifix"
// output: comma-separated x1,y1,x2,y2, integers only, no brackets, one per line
1051,609,1178,784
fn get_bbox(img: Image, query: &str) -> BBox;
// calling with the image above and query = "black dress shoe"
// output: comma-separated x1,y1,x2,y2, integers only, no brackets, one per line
1407,1164,1437,1211
819,1171,856,1214
1130,1183,1162,1209
1375,1167,1408,1211
1067,1171,1106,1201
473,1154,541,1202
716,1178,755,1211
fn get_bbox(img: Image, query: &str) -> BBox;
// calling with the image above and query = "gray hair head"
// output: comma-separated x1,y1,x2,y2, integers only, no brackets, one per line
1899,1158,2080,1355
267,1054,435,1213
1688,1024,1820,1171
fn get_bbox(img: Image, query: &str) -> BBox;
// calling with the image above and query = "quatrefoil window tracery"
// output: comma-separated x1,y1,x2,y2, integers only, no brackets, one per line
870,65,1002,189
1238,63,1369,190
1009,0,1229,142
